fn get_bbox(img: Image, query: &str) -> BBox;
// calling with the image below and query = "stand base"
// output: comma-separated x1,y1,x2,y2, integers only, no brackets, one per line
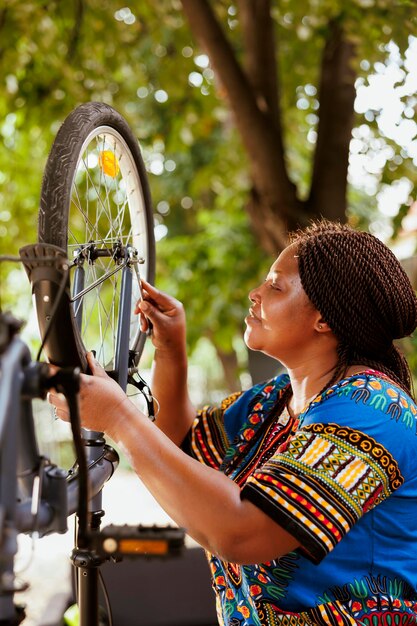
71,546,217,626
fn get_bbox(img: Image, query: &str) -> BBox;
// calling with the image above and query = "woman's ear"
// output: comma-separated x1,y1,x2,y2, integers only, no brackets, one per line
314,316,332,333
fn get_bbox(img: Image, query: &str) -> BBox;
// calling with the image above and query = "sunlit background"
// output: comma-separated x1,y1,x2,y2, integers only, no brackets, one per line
1,3,417,623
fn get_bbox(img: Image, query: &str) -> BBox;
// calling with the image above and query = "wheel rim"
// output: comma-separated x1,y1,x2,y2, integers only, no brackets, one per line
67,125,151,369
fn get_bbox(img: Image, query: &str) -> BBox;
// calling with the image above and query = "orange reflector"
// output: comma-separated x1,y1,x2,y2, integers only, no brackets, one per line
98,150,120,177
119,539,169,555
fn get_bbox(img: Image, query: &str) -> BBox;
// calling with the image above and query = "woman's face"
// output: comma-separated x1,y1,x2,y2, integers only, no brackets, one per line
244,244,321,364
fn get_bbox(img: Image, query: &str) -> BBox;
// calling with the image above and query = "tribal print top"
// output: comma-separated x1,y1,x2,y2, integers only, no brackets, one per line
182,371,417,626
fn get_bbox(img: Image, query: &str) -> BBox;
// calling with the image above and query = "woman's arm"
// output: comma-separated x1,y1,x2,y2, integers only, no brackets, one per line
135,280,196,445
50,355,299,565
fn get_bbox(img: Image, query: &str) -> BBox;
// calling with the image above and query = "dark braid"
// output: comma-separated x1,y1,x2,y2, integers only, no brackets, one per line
290,220,417,396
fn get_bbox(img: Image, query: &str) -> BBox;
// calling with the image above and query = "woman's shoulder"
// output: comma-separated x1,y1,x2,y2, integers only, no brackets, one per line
306,369,417,431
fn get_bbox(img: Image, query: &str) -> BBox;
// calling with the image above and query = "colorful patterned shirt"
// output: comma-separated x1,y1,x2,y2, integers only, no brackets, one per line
182,371,417,625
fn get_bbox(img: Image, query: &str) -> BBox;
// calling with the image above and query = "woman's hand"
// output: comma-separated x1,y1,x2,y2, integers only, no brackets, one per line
48,352,132,435
135,280,195,443
135,280,187,355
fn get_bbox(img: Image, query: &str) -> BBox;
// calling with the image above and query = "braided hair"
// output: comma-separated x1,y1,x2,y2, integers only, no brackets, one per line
290,220,417,395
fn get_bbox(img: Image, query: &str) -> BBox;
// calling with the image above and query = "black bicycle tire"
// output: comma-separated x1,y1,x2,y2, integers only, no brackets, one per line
38,102,155,372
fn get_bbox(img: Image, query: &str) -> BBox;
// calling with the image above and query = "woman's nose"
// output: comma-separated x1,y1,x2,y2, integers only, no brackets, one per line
248,286,261,303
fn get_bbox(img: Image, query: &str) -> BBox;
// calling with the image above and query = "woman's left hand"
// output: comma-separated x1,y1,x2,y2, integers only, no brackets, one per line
48,352,133,435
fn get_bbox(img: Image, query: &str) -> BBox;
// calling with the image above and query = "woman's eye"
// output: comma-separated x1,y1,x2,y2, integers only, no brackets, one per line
263,278,281,290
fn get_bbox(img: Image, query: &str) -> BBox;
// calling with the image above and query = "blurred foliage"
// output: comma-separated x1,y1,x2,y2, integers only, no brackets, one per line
1,0,417,386
271,1,416,209
399,335,417,393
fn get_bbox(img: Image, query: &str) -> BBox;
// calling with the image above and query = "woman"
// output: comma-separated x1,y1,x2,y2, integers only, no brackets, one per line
51,220,417,625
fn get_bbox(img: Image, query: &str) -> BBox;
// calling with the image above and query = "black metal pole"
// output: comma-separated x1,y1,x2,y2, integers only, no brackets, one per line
75,430,107,626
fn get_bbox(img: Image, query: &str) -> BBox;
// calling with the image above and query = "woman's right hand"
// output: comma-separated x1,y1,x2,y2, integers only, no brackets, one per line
135,280,187,355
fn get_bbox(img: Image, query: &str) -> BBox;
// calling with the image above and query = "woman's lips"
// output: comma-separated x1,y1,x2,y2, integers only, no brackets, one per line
245,308,261,324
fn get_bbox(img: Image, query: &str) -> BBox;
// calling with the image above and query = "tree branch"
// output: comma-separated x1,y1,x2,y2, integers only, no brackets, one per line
308,19,356,221
180,0,303,252
0,8,9,62
67,0,84,61
180,0,295,209
236,0,280,129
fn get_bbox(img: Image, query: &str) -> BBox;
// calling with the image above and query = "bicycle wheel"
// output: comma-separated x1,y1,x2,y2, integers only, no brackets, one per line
38,102,155,374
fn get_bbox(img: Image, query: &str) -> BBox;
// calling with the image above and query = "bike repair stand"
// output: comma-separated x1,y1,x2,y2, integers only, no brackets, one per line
71,252,132,626
72,429,108,626
68,248,184,626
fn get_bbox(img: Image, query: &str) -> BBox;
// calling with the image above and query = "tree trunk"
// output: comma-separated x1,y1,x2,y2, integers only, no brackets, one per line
180,0,302,254
67,0,85,61
307,20,357,221
215,347,241,393
236,0,280,125
181,2,358,254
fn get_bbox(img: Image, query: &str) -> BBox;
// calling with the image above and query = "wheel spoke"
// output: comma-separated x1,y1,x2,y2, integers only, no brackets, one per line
70,134,134,363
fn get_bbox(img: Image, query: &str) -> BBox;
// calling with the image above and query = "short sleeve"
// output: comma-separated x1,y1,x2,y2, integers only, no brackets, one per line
241,374,409,563
181,393,242,468
181,375,290,469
